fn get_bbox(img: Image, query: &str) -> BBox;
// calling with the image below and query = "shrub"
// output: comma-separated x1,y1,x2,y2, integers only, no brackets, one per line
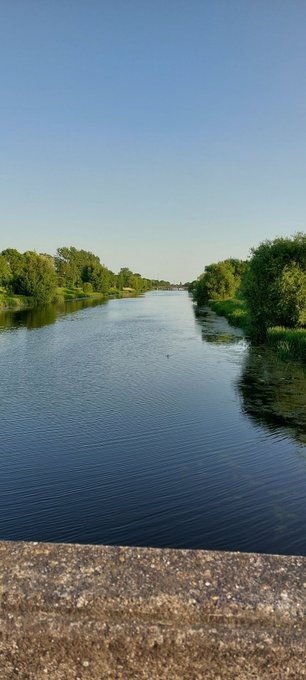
242,233,306,336
83,282,93,296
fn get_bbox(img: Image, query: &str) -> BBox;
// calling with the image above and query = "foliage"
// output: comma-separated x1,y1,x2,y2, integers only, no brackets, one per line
242,233,306,336
267,327,306,362
54,248,154,294
186,280,197,294
55,247,102,288
151,279,171,289
0,245,168,310
0,255,11,286
209,298,250,331
82,282,93,296
117,267,152,292
0,248,25,290
0,290,34,311
193,258,248,305
14,252,57,303
272,264,306,327
57,286,90,300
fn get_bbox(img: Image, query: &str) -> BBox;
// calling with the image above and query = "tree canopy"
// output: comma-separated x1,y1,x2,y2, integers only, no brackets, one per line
242,233,306,334
0,245,168,304
192,258,248,305
15,252,58,303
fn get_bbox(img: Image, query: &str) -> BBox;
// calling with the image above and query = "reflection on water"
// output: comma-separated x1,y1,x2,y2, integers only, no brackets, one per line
0,297,108,331
196,305,306,445
0,293,306,555
194,306,246,346
238,345,306,445
195,305,306,552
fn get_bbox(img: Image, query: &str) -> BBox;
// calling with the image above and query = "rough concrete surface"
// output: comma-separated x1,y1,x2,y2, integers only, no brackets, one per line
0,540,306,679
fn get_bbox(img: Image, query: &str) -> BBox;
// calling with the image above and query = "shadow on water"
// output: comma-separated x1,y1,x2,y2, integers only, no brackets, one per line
1,292,306,553
195,304,306,445
237,345,306,445
0,297,109,331
194,305,245,345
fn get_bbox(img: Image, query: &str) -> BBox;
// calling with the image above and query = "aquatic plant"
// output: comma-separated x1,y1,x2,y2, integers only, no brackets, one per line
267,327,306,362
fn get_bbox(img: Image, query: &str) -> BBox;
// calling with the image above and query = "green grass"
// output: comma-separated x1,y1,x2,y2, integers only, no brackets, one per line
57,286,87,300
0,284,128,311
0,289,34,311
208,298,250,332
208,298,306,363
267,327,306,362
57,286,124,301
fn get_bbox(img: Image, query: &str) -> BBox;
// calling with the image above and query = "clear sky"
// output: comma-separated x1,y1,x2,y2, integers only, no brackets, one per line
1,0,306,282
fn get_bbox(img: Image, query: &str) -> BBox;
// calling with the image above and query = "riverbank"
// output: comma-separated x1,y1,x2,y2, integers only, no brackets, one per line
0,286,136,312
267,326,306,362
208,298,250,332
207,298,306,363
0,289,35,311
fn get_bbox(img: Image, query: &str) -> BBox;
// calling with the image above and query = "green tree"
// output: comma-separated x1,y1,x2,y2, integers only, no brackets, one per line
242,233,306,335
193,259,247,305
55,247,101,288
0,248,25,290
0,255,11,287
82,282,93,295
85,263,111,294
273,264,306,327
117,267,134,289
16,252,57,303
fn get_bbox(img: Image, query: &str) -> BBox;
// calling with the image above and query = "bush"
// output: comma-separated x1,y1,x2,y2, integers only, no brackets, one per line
15,252,57,304
242,233,306,336
193,259,248,305
82,282,93,296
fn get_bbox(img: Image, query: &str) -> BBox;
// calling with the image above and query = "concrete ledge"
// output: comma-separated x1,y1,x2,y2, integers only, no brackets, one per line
0,541,306,678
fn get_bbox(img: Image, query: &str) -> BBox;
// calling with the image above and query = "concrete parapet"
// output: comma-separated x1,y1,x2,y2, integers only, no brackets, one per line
0,540,305,678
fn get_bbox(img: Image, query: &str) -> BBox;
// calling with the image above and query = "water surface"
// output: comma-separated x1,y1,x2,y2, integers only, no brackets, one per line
1,292,306,554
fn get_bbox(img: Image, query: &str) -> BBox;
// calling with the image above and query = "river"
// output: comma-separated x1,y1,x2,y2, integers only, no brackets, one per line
0,291,306,555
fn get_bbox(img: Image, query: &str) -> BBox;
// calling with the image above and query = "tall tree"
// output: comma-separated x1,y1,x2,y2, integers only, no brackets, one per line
15,252,57,303
242,233,306,335
193,259,247,305
0,255,11,287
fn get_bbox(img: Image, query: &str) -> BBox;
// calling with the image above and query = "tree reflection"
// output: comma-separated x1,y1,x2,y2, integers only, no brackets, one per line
237,344,306,443
194,306,245,345
0,297,108,332
194,305,306,443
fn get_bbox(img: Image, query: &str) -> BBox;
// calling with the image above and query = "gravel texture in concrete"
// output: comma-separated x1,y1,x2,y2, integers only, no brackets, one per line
0,541,306,678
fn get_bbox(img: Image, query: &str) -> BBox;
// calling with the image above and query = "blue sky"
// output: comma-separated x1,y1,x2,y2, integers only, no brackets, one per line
1,0,306,281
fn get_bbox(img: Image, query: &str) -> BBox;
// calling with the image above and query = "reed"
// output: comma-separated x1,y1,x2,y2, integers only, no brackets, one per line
267,327,306,362
0,291,34,311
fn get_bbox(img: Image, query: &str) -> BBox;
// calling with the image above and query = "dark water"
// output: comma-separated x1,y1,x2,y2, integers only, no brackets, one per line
1,292,306,555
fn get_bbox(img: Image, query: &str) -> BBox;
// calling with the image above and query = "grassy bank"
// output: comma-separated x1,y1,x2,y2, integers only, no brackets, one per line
0,286,107,311
0,285,138,312
0,288,34,311
208,298,250,332
56,286,87,301
56,286,135,301
207,297,306,363
267,327,306,362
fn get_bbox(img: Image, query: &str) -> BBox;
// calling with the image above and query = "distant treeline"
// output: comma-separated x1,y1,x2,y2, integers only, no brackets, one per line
0,246,171,305
190,233,306,349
